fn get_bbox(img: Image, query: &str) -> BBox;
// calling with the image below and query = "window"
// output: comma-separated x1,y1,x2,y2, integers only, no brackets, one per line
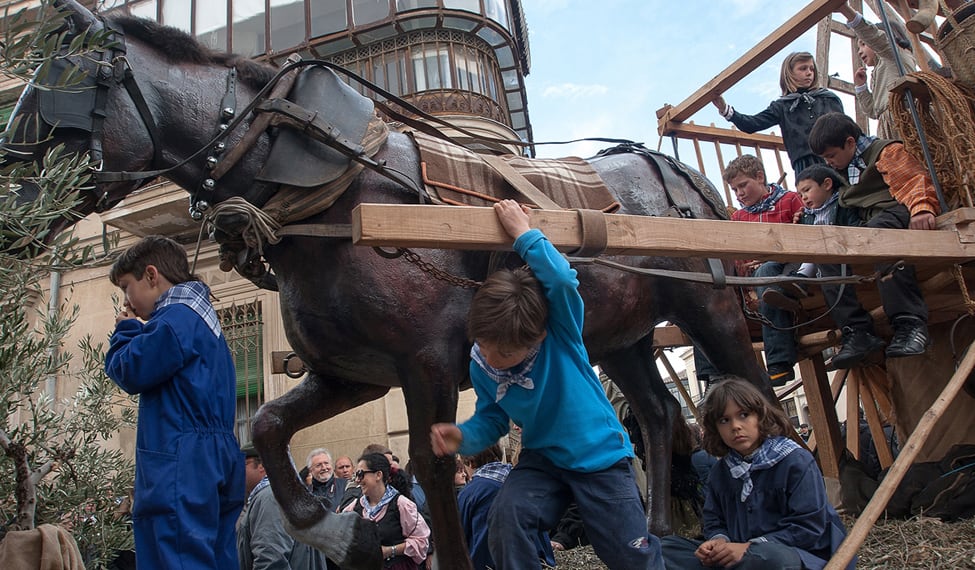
311,0,349,36
352,0,391,26
196,0,228,51
161,0,191,32
412,45,451,91
219,301,265,445
396,0,437,11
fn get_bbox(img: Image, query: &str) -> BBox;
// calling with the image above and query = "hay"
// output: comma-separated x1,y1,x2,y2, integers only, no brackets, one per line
552,516,975,569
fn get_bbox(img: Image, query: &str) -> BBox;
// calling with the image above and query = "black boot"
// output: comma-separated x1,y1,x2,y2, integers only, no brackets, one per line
832,327,885,369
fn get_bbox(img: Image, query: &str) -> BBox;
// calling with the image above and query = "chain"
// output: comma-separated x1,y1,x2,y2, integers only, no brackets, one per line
397,248,483,289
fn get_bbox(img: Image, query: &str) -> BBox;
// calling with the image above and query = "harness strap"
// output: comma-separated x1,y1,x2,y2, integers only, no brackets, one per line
706,258,728,289
276,224,353,239
118,64,165,170
567,209,608,257
210,54,303,181
479,154,561,210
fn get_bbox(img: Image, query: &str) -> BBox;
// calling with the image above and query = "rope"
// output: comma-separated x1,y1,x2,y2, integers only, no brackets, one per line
206,197,282,255
890,72,975,209
952,263,975,316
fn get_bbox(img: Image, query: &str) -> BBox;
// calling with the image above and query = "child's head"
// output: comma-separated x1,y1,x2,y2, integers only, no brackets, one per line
858,21,911,67
700,378,795,457
796,164,844,209
808,112,862,170
109,235,197,319
780,51,819,94
723,154,769,209
467,267,547,369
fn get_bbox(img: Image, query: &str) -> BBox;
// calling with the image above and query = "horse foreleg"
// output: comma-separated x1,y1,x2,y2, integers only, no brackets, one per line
600,334,681,537
252,372,389,569
398,349,473,570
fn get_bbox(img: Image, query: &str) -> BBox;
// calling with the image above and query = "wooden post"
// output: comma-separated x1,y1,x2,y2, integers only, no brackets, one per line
824,339,975,570
799,354,844,478
655,349,701,423
846,369,861,459
860,378,895,469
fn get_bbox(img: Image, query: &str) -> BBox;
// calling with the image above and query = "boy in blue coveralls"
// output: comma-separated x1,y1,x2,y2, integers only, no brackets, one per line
431,200,663,570
105,235,244,569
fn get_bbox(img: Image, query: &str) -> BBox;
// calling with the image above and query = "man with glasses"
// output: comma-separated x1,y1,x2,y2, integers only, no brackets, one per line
305,448,347,513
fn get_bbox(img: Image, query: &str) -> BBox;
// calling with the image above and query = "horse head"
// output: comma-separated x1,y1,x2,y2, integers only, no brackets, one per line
2,0,278,242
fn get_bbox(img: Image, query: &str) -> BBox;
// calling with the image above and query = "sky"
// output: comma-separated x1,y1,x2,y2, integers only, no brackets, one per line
518,0,860,185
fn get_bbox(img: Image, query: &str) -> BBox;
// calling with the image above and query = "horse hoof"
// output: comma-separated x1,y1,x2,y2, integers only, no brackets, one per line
285,512,381,569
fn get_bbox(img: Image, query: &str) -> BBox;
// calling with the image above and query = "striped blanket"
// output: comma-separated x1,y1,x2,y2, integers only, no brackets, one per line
410,131,620,212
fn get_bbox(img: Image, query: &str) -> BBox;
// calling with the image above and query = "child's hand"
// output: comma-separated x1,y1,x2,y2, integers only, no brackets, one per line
704,540,750,568
115,309,136,324
711,94,727,112
494,199,532,240
853,67,867,87
793,210,803,223
910,211,936,230
694,538,723,566
430,423,462,456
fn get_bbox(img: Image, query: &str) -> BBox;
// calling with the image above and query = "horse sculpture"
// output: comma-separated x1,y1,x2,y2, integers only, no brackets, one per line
4,2,772,567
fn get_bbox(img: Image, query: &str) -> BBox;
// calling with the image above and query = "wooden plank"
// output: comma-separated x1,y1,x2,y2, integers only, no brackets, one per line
651,325,691,348
799,354,843,478
846,370,861,458
656,0,847,132
657,121,786,149
352,204,975,265
656,349,701,424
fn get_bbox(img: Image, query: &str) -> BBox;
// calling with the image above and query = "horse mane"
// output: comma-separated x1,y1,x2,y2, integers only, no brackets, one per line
108,16,278,89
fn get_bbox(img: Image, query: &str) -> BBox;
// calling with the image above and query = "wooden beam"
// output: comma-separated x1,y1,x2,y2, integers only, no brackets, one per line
656,0,847,134
799,354,844,478
656,121,786,149
352,204,975,266
651,326,691,349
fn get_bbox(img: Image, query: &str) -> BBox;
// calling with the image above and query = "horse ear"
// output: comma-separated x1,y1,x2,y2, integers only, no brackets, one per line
52,0,102,37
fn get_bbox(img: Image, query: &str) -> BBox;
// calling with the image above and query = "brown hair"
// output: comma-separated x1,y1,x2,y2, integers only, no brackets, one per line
808,112,862,156
722,154,766,185
109,235,198,286
700,378,795,457
467,267,547,350
463,442,504,470
780,51,819,95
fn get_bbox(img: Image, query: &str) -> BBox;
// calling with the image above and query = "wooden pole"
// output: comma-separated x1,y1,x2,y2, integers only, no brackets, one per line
824,339,975,569
655,349,701,423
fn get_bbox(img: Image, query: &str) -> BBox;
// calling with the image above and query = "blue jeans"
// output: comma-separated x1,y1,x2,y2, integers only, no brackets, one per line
754,262,797,367
487,450,663,570
661,535,802,570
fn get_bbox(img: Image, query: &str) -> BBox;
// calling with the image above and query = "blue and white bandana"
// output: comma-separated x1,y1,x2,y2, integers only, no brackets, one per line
472,462,512,485
803,192,840,225
847,134,878,184
471,343,539,402
154,281,222,338
359,485,398,520
742,183,787,214
725,435,802,502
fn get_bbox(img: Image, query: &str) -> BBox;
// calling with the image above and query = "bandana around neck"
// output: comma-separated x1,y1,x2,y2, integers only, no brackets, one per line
471,343,539,402
803,192,840,224
743,183,787,214
360,485,398,519
155,281,222,338
725,435,802,502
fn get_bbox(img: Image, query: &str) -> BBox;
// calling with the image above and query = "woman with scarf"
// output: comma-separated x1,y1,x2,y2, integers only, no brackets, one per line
342,453,430,569
660,379,852,570
712,51,844,178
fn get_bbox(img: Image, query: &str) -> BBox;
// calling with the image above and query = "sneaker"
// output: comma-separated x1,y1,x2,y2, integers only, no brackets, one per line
831,327,886,369
766,362,796,387
886,316,929,358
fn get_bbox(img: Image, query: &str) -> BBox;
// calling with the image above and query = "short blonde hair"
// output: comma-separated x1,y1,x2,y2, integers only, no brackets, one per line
722,154,766,185
779,52,819,95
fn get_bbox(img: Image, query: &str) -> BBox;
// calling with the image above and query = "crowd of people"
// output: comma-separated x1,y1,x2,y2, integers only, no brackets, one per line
101,3,937,568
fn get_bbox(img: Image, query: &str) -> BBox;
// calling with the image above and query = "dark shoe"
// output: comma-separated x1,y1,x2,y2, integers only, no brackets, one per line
766,362,795,387
831,327,886,369
886,316,929,358
762,288,803,313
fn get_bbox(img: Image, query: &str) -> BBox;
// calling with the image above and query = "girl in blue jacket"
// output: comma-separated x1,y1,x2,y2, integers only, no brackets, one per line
661,378,852,570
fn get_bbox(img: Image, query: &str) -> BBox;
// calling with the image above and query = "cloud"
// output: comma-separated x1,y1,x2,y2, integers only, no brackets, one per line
540,83,609,100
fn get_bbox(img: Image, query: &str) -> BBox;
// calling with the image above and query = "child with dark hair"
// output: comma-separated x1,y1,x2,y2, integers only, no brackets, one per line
431,200,661,570
713,52,844,175
105,235,243,570
661,379,851,570
808,111,939,367
342,453,429,569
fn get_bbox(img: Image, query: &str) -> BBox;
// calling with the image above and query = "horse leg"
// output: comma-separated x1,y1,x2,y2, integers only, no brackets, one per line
397,349,473,570
252,372,389,569
678,281,775,398
599,334,681,537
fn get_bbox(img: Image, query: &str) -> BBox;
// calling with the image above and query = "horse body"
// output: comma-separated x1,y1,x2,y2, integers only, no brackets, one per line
5,4,770,568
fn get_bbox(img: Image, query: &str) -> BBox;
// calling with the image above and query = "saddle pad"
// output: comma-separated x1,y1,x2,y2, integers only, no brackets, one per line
410,130,620,212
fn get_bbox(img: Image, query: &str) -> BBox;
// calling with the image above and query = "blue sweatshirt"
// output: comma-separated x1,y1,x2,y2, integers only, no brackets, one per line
458,229,634,472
